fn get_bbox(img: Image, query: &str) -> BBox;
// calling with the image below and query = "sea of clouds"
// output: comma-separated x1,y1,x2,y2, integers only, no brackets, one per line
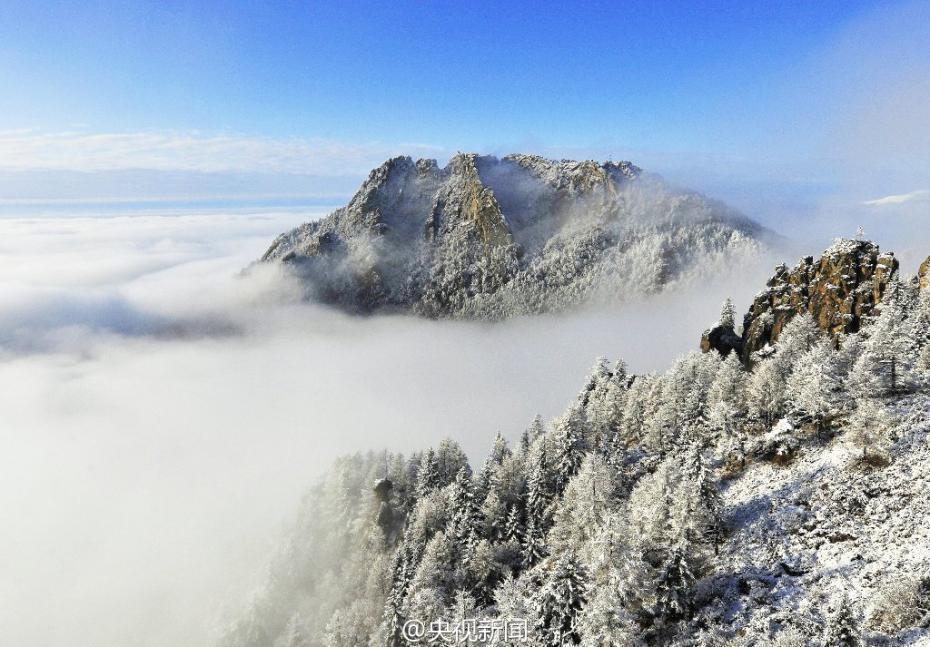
0,208,782,647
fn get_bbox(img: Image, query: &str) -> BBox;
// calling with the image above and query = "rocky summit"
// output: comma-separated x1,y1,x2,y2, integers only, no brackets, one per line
702,239,901,362
259,153,765,318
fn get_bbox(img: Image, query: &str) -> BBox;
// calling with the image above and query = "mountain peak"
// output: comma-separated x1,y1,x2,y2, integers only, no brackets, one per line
259,154,763,318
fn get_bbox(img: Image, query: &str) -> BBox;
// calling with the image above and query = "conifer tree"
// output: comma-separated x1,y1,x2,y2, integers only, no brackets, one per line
415,448,440,499
747,314,819,426
523,517,547,568
681,444,723,554
823,596,862,647
620,375,653,443
854,277,920,395
707,352,747,415
505,504,524,544
652,540,695,623
553,411,587,494
534,552,588,646
449,467,482,555
719,297,736,329
788,339,843,430
847,399,894,462
435,439,470,487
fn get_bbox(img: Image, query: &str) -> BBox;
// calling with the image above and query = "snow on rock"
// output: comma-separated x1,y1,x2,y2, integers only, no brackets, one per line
256,153,767,319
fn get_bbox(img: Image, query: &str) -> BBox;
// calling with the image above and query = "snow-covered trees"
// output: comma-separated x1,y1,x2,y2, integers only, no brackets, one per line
552,411,587,493
534,551,588,646
415,448,440,499
787,339,844,430
719,297,736,329
224,285,930,647
576,514,644,647
851,278,922,396
747,314,819,427
846,399,894,464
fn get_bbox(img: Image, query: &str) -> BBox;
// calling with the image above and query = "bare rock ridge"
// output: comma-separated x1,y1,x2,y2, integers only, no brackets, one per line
920,254,930,291
702,239,902,361
259,153,766,318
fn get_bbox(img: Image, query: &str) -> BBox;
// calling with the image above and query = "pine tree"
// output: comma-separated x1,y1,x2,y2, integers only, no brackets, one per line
719,297,736,329
857,277,920,395
415,448,440,499
823,596,862,647
409,530,459,600
523,516,547,568
747,357,786,427
435,439,470,487
553,411,586,494
620,375,653,444
384,569,408,647
505,503,524,544
707,352,747,415
534,552,588,646
526,444,553,532
611,358,629,388
652,540,695,623
788,339,843,430
526,415,545,450
449,467,482,555
680,444,723,555
748,314,819,426
846,399,894,463
577,514,644,647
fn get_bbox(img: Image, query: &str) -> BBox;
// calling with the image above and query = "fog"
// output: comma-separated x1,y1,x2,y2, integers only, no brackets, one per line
0,209,778,647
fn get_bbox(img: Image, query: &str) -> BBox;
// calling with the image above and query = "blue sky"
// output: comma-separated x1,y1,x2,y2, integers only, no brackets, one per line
0,0,928,219
0,1,881,146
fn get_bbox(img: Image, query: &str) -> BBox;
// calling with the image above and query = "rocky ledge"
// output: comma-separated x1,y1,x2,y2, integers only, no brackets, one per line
703,239,904,361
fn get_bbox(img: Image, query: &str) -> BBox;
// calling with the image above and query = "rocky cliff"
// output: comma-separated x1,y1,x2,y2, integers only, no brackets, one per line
259,153,766,318
920,255,930,291
702,239,901,361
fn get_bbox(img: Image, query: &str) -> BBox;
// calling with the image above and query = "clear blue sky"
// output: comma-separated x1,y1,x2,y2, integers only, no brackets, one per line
0,0,928,217
0,1,887,147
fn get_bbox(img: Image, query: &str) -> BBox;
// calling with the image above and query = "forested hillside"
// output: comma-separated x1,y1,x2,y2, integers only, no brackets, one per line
224,240,930,647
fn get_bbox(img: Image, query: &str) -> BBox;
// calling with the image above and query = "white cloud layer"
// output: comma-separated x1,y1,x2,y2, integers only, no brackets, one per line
864,189,930,206
0,129,445,175
0,209,773,647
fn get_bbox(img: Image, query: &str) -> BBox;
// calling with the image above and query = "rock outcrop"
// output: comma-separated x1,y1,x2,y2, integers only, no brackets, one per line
920,255,930,291
259,153,766,318
736,239,899,360
700,323,744,357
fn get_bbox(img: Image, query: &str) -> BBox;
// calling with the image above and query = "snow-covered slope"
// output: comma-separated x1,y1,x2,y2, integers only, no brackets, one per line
222,241,930,647
258,154,767,318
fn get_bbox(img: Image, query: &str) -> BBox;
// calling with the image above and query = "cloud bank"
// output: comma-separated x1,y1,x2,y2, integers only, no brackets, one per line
0,130,445,175
0,209,776,647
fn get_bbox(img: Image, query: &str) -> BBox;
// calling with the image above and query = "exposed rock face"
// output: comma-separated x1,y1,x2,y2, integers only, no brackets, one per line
920,255,930,291
739,239,899,360
260,153,765,318
700,323,744,357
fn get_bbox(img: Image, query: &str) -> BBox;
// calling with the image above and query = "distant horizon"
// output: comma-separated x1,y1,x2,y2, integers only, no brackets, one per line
2,0,928,219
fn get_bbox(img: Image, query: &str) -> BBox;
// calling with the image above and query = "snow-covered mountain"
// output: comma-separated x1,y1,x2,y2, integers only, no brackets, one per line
222,241,930,647
259,154,766,318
